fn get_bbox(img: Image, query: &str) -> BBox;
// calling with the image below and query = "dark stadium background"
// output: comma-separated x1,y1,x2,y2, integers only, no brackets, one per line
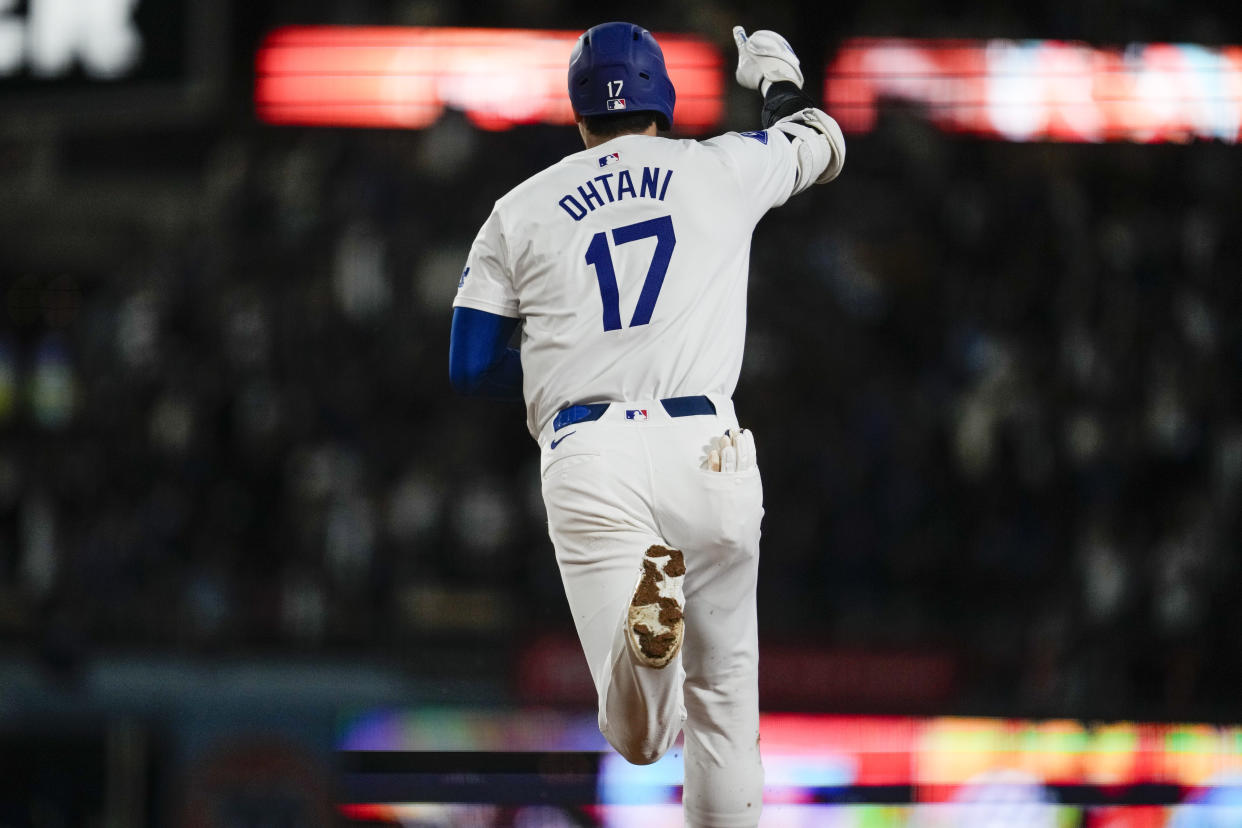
1,0,1240,824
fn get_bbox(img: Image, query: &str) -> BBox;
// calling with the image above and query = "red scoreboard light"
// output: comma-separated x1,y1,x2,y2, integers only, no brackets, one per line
255,26,723,133
825,37,1242,143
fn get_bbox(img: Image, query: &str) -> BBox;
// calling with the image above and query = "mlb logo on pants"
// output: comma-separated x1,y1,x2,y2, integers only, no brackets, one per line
626,409,648,420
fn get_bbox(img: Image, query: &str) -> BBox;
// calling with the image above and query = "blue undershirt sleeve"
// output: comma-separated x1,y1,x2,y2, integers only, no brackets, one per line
448,307,524,401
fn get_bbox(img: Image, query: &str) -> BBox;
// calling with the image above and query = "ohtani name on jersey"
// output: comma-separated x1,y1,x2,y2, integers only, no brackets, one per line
557,167,674,222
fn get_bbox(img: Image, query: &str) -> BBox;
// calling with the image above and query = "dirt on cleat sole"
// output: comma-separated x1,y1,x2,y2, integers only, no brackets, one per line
627,545,686,667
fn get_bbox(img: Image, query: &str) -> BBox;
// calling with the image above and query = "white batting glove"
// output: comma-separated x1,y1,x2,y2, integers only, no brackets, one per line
731,428,756,470
732,26,804,96
706,429,757,473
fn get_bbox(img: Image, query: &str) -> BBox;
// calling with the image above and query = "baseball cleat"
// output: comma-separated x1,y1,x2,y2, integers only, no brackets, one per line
627,545,686,668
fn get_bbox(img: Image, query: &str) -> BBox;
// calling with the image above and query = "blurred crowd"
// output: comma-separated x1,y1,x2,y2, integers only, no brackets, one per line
1,77,1240,721
751,119,1242,719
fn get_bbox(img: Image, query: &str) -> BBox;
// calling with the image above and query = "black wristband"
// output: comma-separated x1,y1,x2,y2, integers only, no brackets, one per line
761,80,815,128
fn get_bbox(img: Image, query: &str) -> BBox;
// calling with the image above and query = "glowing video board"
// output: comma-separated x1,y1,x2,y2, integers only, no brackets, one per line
339,709,1242,825
825,38,1242,143
255,26,724,133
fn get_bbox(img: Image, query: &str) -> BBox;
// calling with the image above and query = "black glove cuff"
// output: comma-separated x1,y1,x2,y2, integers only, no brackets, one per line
761,80,815,128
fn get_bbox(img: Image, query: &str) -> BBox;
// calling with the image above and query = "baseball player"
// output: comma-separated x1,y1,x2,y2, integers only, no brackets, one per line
449,22,844,825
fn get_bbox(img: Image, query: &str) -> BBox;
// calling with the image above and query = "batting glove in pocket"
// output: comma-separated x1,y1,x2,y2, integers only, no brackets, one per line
705,428,757,473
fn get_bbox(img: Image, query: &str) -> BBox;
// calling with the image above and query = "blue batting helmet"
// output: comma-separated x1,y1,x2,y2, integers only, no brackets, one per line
567,22,676,130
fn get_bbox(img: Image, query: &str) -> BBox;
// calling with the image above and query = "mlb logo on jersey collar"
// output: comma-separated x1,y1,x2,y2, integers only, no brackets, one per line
626,409,648,420
598,152,620,167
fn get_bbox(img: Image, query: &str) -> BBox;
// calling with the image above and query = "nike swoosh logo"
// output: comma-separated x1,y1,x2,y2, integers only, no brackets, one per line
550,432,576,450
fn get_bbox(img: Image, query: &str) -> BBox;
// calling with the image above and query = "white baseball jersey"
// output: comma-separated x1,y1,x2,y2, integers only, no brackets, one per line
452,129,802,437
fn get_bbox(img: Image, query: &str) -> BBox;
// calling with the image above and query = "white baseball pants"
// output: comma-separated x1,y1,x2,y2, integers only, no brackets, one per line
539,396,765,827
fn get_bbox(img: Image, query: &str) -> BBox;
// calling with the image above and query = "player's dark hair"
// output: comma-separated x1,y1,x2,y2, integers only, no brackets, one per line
581,111,663,139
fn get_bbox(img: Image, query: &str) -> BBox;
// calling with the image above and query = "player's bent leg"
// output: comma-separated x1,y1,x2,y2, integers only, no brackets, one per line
541,437,686,765
558,535,687,765
599,543,688,764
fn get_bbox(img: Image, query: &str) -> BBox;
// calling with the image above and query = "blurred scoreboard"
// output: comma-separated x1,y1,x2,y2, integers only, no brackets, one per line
338,709,1242,826
254,26,724,133
825,38,1242,143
